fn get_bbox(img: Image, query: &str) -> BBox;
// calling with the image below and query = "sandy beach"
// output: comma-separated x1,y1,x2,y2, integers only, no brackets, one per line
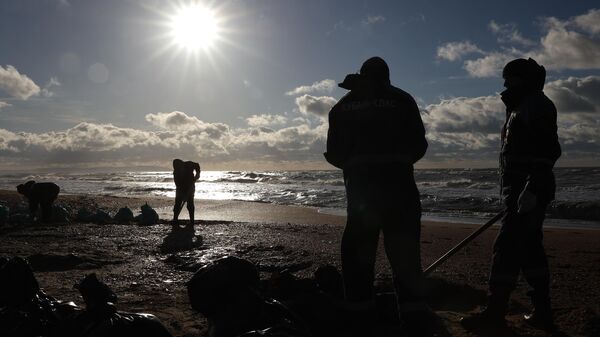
0,189,599,337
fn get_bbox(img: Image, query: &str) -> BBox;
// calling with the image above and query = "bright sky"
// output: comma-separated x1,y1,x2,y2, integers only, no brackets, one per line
0,0,598,170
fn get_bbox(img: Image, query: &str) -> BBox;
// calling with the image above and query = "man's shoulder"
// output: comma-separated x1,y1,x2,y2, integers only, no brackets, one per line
520,92,557,118
386,85,417,103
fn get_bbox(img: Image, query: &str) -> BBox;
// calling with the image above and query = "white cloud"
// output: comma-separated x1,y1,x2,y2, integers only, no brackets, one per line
145,111,229,139
545,76,600,113
294,94,337,117
286,79,336,96
41,77,61,97
246,114,288,127
0,65,41,100
437,41,484,61
421,75,600,161
0,101,11,109
0,110,330,167
362,15,386,26
463,50,520,77
534,16,600,70
438,9,600,77
489,20,535,46
573,8,600,35
423,95,505,133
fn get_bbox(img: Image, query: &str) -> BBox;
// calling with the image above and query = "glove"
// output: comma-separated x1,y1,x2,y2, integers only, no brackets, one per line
517,189,537,214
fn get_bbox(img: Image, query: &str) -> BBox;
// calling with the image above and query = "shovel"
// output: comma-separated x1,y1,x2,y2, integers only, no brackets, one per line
424,211,505,276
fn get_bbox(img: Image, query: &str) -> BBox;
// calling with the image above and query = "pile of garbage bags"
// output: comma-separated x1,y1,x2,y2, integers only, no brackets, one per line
0,256,172,337
0,203,161,226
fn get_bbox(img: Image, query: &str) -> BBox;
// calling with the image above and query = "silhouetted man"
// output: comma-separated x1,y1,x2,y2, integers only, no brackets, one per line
461,58,561,332
172,159,201,228
325,57,429,329
16,180,60,223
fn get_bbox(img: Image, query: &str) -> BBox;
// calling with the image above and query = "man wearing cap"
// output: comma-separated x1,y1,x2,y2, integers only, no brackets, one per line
325,57,430,329
461,58,561,331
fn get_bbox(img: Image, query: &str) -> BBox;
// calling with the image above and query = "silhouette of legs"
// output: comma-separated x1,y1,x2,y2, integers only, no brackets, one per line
186,191,195,227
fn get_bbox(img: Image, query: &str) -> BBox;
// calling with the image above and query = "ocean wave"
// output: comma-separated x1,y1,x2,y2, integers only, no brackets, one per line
549,201,600,221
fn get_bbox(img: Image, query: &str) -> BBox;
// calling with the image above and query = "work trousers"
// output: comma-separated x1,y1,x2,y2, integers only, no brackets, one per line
490,175,550,300
174,185,195,219
341,166,425,311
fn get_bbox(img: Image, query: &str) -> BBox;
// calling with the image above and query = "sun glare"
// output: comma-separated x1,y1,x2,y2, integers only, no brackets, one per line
170,5,219,51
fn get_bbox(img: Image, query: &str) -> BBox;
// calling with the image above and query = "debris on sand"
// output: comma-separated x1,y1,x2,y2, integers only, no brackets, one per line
136,203,160,225
187,256,309,337
113,207,134,223
0,256,173,337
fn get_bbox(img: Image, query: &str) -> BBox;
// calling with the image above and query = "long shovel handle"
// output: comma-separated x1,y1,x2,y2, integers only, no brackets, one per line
423,211,505,276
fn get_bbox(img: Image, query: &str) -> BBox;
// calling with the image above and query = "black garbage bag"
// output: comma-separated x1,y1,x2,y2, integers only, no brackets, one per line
60,273,172,337
0,257,77,336
314,265,343,299
187,256,260,316
51,205,70,223
187,257,308,337
135,204,159,225
0,257,39,307
113,207,134,223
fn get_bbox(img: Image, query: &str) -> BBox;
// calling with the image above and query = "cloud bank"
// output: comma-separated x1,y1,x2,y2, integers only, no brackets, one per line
422,76,600,163
0,65,41,100
438,9,600,77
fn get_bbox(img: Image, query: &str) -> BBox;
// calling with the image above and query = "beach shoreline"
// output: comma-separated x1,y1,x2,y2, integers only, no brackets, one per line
1,190,599,336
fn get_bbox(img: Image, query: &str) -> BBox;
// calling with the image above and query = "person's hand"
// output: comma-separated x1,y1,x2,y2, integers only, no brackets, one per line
518,189,537,214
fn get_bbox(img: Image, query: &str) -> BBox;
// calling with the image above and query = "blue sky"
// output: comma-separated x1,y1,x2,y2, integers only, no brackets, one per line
0,0,598,170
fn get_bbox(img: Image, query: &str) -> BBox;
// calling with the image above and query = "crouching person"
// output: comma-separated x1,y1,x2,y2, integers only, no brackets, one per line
16,180,60,223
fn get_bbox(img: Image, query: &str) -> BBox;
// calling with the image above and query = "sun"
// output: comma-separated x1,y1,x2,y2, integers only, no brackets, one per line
170,5,220,51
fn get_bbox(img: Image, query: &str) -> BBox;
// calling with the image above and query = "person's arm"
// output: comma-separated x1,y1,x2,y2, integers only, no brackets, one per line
525,103,560,194
407,97,428,163
518,100,561,212
194,162,201,181
325,102,352,169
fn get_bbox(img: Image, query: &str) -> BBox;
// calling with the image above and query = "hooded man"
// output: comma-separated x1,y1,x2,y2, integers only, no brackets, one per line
461,58,561,332
172,159,201,228
325,57,430,331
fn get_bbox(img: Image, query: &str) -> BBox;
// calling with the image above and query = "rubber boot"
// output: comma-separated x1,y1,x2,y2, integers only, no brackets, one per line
461,290,509,331
523,290,556,332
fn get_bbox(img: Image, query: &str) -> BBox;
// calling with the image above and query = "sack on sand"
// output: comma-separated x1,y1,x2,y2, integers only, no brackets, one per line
66,273,173,337
0,257,39,307
76,208,112,224
187,257,307,337
52,205,70,223
135,203,159,225
113,207,134,223
187,256,260,316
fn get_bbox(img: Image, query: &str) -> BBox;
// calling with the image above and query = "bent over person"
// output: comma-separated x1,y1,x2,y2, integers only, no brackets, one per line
325,57,429,331
461,58,561,332
172,159,201,228
16,180,60,223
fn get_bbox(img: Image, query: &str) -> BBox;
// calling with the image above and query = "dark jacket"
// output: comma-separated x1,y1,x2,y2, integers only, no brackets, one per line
174,161,201,188
325,83,427,171
500,91,561,202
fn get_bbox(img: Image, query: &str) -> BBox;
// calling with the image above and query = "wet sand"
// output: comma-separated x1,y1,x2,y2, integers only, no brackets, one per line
0,190,599,336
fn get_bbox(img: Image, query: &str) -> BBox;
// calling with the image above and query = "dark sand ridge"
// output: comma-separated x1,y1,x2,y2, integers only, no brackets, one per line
1,190,599,336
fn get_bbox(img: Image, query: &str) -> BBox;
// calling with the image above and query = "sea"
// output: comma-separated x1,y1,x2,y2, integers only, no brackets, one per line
1,167,599,229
